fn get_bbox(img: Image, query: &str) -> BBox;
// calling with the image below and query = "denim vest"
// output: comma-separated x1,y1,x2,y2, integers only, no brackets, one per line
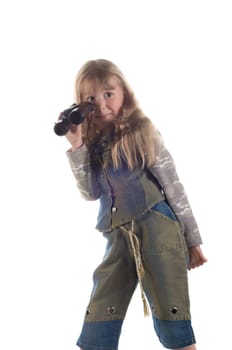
67,136,203,247
91,138,165,232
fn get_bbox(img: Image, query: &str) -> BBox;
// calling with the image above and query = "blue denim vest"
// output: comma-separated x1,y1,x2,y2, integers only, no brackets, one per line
92,139,165,232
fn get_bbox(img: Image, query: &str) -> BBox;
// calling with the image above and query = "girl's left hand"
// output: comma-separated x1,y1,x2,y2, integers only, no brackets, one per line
188,245,208,270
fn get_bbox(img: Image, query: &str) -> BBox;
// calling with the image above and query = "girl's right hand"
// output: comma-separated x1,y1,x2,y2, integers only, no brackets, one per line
65,124,83,151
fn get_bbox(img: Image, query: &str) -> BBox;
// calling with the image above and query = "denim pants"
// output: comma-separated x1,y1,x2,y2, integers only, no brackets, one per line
77,201,196,350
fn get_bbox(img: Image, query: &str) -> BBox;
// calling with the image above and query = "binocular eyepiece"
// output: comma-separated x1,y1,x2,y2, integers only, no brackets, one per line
54,102,94,136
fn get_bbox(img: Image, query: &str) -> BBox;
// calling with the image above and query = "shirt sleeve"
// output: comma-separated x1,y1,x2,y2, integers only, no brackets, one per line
148,142,203,248
66,145,101,201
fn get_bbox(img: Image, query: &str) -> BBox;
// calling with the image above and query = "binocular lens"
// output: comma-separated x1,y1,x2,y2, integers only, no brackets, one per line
54,102,94,136
54,118,71,136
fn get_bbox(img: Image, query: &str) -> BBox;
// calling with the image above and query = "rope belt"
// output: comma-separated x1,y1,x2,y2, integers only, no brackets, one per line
120,220,150,316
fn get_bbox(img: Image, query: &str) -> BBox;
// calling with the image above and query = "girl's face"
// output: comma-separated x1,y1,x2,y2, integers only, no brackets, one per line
81,77,124,127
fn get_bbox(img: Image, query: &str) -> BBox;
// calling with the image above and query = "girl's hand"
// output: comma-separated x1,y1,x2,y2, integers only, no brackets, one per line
56,111,83,151
65,124,83,151
188,245,208,270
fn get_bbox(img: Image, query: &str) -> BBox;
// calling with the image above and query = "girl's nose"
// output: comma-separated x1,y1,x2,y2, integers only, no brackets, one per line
95,97,106,111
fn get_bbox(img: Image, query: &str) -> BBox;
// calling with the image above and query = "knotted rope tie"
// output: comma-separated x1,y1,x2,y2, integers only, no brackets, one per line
120,221,150,317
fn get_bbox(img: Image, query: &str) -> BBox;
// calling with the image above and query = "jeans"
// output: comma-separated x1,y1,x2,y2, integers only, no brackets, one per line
77,201,195,350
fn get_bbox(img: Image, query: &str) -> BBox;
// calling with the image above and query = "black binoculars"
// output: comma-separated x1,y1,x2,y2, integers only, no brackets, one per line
54,102,94,136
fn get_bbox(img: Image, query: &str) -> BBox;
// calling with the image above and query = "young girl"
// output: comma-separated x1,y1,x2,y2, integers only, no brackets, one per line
63,59,207,350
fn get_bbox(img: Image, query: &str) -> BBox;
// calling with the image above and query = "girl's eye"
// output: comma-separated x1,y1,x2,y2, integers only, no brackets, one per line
86,96,95,102
105,91,113,98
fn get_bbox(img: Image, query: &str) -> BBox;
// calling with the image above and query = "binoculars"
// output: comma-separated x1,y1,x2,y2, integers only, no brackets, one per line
54,102,94,136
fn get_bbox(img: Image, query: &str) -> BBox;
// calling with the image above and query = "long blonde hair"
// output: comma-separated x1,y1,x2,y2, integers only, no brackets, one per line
74,59,161,169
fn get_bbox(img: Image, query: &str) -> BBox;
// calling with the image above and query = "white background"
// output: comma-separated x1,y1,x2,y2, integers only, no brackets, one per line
0,1,231,349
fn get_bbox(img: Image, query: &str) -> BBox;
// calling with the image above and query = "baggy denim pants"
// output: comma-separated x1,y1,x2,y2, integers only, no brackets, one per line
77,201,196,350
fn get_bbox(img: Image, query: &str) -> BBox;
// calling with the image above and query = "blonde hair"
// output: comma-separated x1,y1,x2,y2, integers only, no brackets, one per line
74,59,161,169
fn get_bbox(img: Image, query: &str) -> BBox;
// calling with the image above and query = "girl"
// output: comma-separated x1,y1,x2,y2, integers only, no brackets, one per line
63,59,207,350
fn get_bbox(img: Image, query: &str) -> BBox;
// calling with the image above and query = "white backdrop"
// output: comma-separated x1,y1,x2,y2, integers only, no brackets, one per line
0,1,231,349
